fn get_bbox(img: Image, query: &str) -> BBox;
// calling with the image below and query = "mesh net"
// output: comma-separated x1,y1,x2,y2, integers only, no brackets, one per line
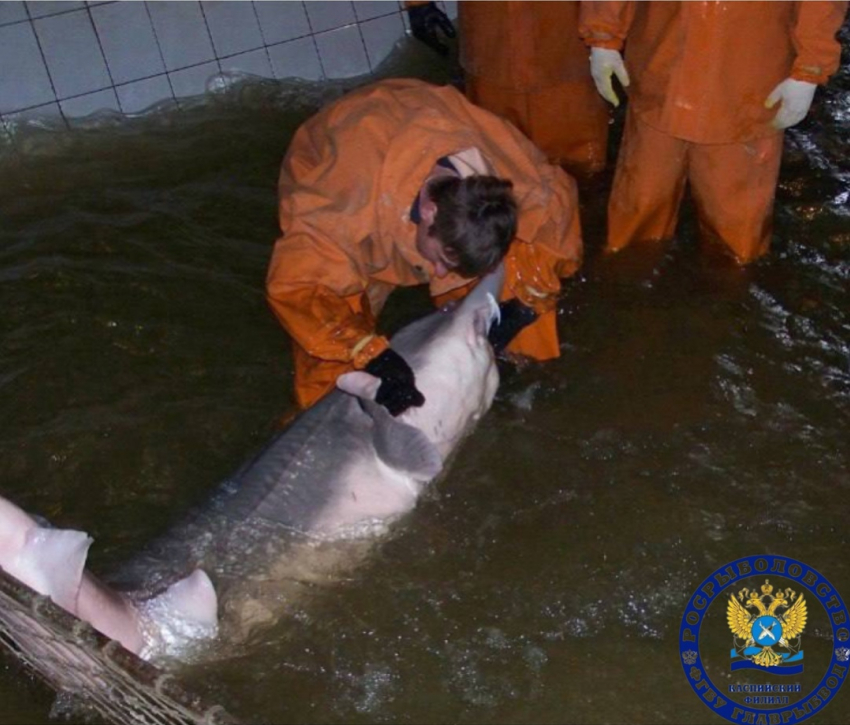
0,566,239,725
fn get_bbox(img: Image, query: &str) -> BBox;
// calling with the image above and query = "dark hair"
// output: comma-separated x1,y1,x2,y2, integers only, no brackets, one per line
427,175,517,278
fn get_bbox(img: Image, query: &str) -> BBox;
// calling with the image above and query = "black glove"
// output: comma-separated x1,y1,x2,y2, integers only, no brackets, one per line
365,349,426,416
407,2,456,56
488,299,538,354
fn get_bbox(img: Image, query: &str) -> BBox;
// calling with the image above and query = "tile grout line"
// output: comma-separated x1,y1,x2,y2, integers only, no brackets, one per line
23,1,67,129
250,0,277,82
84,2,119,115
301,0,327,82
197,1,224,83
143,0,179,111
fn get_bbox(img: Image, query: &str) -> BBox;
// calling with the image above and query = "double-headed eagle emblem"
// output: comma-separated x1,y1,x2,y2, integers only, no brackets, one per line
728,579,807,668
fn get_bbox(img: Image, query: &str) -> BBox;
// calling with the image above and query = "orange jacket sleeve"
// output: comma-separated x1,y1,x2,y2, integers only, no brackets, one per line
505,151,583,315
505,232,581,316
266,230,389,370
789,1,848,84
578,0,635,49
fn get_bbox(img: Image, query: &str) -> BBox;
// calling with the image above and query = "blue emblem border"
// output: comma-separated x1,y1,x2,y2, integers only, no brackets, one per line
679,554,849,724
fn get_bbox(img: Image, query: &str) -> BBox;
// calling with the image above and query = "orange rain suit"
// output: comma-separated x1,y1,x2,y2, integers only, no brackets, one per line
459,1,610,176
266,79,582,409
579,1,847,263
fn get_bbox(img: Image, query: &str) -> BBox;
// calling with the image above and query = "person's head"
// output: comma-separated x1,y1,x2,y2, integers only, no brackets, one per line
415,175,517,279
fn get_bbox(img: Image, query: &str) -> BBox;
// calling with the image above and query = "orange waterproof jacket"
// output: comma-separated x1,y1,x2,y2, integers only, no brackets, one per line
266,78,582,368
460,1,593,90
579,1,847,144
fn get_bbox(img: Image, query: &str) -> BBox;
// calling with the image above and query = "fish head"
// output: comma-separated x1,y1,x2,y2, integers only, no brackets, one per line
339,264,503,461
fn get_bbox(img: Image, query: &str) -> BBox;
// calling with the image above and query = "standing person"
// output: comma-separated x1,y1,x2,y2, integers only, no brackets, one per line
579,1,848,264
407,1,610,177
266,79,582,412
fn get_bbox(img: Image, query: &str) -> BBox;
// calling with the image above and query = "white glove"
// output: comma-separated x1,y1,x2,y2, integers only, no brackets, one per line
589,47,630,107
765,78,817,130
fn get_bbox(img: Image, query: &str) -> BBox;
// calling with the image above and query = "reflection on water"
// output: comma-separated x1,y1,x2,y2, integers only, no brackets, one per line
1,37,850,725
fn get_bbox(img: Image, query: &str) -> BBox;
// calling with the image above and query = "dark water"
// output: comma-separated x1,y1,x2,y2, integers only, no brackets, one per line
1,38,849,725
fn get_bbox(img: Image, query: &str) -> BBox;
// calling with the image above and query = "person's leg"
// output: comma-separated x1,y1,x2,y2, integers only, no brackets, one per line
464,75,531,143
527,79,609,176
607,112,689,254
688,133,784,264
465,75,608,177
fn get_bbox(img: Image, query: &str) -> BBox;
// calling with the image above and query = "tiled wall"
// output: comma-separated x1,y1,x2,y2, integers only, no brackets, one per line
0,0,457,130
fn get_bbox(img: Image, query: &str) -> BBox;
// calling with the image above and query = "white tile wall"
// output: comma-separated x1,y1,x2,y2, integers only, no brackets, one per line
354,2,399,22
202,1,264,58
25,2,86,20
360,13,406,72
253,2,311,45
0,1,457,126
304,1,357,34
0,21,56,113
314,24,370,79
169,61,221,99
59,88,120,118
0,2,28,25
147,2,216,72
116,74,174,115
267,36,323,82
90,2,165,85
219,48,274,80
5,101,64,126
34,9,112,99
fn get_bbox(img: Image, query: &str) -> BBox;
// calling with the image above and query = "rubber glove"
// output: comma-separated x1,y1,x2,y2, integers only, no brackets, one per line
488,299,538,355
365,349,426,416
765,78,817,130
589,47,630,107
408,2,456,56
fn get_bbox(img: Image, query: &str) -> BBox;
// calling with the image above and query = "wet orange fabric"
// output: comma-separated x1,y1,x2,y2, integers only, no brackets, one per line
579,1,847,261
579,1,847,144
266,79,582,408
609,112,785,263
290,292,379,410
459,1,609,174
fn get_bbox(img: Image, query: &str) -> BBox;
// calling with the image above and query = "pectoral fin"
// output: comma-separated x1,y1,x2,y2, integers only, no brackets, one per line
361,398,443,481
154,569,218,628
19,527,92,612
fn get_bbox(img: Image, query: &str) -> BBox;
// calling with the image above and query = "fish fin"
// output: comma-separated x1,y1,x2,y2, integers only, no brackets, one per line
338,371,443,480
336,371,381,400
470,292,501,343
155,569,218,628
138,569,218,660
362,398,443,481
18,527,92,612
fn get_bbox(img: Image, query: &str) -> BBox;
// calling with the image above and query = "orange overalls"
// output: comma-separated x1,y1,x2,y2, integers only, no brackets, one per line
459,1,610,176
266,79,582,409
579,1,847,263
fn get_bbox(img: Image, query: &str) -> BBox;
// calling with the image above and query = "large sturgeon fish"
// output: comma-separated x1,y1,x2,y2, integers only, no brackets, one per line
0,264,504,661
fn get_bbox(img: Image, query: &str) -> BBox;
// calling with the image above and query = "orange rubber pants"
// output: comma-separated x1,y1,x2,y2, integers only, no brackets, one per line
608,112,785,264
465,75,609,176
